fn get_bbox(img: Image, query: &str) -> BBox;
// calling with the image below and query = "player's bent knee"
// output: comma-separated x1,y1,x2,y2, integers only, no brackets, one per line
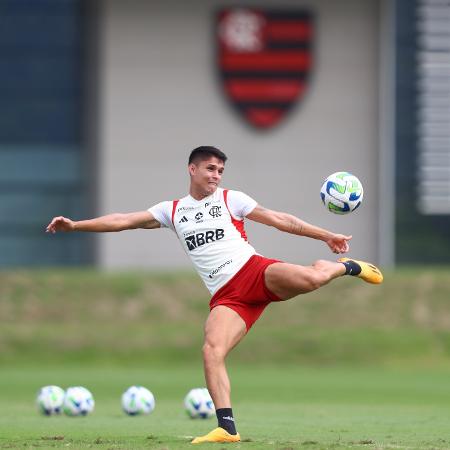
202,342,227,363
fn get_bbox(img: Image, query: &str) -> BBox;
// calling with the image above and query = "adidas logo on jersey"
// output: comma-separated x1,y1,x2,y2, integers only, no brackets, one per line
179,216,188,223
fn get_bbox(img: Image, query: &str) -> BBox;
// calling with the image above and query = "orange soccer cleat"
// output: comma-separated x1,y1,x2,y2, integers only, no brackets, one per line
338,258,383,284
191,427,241,444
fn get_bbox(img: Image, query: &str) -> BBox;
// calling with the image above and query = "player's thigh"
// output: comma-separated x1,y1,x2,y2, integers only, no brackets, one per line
204,305,247,354
265,262,319,300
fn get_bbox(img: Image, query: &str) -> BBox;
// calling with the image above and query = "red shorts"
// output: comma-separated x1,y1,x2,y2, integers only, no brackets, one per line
209,255,282,331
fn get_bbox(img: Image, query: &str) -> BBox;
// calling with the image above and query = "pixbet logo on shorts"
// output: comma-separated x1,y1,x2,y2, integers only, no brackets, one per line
185,229,225,251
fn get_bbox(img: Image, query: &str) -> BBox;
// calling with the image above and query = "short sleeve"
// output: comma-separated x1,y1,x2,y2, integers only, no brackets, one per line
148,201,173,229
226,190,257,219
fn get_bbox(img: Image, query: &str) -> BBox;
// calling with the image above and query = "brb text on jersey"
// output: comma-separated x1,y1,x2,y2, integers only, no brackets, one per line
184,229,225,251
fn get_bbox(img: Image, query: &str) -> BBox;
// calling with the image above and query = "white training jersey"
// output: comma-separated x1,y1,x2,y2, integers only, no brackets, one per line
148,188,257,294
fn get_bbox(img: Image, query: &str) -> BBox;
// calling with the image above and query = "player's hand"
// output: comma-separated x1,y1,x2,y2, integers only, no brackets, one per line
326,234,351,254
46,216,75,234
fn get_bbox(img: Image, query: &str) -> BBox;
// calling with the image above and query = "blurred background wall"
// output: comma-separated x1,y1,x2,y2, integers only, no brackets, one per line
98,0,380,269
0,0,449,269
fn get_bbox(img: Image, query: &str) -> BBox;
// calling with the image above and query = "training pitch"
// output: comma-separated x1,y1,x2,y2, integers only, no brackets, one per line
1,268,450,448
1,364,450,449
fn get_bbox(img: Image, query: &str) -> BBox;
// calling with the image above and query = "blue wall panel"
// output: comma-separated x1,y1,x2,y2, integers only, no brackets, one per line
0,0,91,267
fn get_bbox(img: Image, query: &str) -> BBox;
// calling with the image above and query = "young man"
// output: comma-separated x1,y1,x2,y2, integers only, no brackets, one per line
46,146,383,444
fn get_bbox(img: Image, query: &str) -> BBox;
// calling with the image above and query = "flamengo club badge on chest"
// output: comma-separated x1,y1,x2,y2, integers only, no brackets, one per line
217,8,314,130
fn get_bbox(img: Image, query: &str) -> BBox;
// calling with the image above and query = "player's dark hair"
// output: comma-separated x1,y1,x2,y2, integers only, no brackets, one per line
188,146,227,165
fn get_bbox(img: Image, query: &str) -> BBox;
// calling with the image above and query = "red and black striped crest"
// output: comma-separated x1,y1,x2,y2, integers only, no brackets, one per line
217,8,314,130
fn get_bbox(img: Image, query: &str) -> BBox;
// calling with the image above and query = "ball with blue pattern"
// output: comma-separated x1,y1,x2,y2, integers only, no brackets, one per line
36,385,65,415
320,171,363,214
122,386,155,415
184,387,215,419
63,386,95,416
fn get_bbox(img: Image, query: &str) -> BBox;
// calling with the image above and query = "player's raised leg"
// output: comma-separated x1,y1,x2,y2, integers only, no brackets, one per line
191,306,246,444
265,258,382,301
264,260,344,300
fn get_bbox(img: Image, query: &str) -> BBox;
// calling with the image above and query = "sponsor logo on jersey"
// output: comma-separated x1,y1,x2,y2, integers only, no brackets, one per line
209,206,222,218
208,259,232,278
179,216,188,223
195,212,204,222
217,8,314,130
185,229,225,251
177,206,196,212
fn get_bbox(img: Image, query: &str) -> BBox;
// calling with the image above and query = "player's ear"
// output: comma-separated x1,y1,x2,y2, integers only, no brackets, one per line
188,163,196,176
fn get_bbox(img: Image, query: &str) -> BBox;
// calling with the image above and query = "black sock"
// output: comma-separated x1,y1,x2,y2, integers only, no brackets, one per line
216,408,237,435
341,260,361,276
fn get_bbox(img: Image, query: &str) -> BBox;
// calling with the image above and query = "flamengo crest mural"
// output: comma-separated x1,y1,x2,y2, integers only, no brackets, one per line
217,8,314,130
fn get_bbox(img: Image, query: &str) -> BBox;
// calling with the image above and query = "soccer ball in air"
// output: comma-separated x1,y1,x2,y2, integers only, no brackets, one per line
36,385,65,415
184,388,215,419
63,386,95,416
121,386,155,415
320,172,363,214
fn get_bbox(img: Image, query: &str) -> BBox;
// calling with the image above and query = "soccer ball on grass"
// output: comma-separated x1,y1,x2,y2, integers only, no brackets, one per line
36,385,65,415
184,388,215,419
63,386,95,416
121,385,155,415
320,171,363,214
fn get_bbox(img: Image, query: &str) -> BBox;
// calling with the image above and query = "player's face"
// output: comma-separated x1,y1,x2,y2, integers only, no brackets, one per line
189,157,225,198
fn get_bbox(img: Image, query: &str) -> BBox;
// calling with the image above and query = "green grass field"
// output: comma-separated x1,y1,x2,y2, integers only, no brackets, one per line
1,268,450,449
2,365,450,449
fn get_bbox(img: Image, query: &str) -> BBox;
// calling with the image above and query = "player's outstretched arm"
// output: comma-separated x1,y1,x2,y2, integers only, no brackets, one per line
46,211,160,234
246,205,351,254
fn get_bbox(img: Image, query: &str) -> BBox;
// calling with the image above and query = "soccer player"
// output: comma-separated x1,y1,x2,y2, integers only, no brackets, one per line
46,146,383,444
